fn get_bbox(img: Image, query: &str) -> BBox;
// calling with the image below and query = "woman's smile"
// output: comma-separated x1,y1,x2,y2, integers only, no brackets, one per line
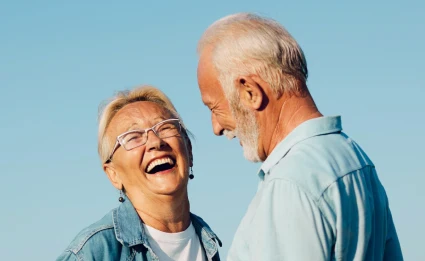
145,155,176,174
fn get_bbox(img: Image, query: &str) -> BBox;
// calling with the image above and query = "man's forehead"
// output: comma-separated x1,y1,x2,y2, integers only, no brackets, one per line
198,79,215,106
197,46,215,76
197,64,214,101
197,60,211,84
197,47,227,105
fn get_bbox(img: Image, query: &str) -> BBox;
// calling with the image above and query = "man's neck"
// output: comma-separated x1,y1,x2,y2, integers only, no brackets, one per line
260,91,322,160
130,191,191,233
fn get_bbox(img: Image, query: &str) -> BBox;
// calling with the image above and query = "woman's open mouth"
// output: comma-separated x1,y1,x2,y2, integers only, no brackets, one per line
145,156,176,174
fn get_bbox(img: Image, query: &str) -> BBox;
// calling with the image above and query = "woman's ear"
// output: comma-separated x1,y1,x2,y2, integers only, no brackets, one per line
103,163,123,190
235,75,264,111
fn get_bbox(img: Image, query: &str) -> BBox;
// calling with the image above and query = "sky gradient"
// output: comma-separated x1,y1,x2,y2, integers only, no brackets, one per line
1,1,424,260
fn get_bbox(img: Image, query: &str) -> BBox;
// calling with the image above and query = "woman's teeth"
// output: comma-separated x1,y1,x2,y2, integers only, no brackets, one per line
146,157,174,173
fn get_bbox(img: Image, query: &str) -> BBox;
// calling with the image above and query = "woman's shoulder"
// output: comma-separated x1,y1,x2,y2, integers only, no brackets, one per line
58,210,118,259
190,212,217,230
190,213,222,247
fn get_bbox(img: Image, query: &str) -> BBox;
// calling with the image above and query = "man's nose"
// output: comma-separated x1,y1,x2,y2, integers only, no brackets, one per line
211,113,224,136
145,130,165,151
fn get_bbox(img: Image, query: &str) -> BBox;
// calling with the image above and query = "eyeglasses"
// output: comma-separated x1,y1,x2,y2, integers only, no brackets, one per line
105,118,182,163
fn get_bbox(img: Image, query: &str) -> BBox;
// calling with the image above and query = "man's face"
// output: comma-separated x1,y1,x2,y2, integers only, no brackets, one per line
197,50,261,162
197,49,237,137
229,96,261,162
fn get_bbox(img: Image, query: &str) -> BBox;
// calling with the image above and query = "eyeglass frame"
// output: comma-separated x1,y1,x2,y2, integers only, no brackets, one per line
104,118,182,163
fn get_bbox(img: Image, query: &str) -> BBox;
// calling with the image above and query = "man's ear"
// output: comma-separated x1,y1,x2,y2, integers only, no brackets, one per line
235,75,265,111
103,163,123,190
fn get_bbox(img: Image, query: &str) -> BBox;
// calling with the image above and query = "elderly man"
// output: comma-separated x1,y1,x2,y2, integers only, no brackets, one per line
197,13,403,260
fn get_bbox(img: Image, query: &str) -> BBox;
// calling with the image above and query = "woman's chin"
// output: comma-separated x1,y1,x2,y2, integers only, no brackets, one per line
148,178,186,196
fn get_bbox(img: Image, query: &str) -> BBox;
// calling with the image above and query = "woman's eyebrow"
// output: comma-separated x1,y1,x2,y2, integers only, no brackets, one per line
153,116,166,121
123,117,167,132
124,123,142,132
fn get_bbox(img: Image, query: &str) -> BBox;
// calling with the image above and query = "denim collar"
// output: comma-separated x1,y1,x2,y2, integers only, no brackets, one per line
112,194,148,247
190,213,222,258
259,116,342,179
112,194,221,255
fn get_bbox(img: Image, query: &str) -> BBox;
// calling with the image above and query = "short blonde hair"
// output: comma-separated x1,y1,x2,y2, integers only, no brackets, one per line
98,85,189,163
198,13,308,99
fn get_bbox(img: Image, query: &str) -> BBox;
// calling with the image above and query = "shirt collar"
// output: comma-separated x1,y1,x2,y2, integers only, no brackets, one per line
112,194,222,251
259,116,342,179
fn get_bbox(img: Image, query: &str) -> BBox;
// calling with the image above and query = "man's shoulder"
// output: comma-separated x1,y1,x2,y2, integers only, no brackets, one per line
267,132,374,201
62,210,116,255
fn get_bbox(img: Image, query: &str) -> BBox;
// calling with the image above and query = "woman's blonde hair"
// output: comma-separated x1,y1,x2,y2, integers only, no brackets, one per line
98,85,190,163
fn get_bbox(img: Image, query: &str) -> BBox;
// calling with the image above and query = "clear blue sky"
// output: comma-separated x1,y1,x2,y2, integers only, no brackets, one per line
1,1,424,260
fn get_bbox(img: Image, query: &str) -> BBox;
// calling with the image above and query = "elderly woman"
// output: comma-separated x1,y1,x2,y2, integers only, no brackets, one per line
57,86,221,261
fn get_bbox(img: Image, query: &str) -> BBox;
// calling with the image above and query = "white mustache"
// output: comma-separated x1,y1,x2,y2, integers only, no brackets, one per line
223,129,236,140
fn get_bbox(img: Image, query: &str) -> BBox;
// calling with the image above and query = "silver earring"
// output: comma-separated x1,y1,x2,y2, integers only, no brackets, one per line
118,189,125,202
189,167,194,180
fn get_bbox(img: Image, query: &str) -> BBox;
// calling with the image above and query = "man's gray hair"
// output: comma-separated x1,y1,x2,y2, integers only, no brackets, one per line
198,13,308,99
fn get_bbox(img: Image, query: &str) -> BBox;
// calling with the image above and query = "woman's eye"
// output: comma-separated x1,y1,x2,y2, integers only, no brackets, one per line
125,133,142,142
159,124,174,131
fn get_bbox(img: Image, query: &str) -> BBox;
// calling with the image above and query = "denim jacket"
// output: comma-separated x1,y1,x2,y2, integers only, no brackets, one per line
57,195,221,261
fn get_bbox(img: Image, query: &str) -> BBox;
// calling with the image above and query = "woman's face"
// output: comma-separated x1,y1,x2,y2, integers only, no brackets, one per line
104,101,192,200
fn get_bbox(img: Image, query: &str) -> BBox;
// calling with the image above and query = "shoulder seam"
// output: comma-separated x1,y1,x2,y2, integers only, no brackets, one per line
315,166,375,233
267,164,374,201
265,165,374,234
265,178,333,233
67,224,115,254
317,165,374,200
61,249,82,261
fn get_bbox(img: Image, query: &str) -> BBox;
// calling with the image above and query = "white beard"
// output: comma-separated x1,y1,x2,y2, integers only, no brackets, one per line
223,129,236,140
235,110,261,162
229,99,261,162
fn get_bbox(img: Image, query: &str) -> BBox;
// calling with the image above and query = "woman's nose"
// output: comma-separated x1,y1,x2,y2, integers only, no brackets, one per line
145,130,165,151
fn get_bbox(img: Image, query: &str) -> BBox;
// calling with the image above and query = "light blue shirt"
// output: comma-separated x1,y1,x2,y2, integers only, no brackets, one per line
228,116,403,261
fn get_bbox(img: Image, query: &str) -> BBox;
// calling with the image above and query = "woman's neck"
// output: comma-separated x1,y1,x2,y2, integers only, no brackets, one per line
131,192,191,233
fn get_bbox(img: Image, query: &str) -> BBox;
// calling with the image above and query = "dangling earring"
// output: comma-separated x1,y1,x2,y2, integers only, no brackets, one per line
118,189,125,202
189,167,194,180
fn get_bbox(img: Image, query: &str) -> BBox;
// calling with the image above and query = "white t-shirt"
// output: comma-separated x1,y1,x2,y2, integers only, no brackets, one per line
143,222,207,261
